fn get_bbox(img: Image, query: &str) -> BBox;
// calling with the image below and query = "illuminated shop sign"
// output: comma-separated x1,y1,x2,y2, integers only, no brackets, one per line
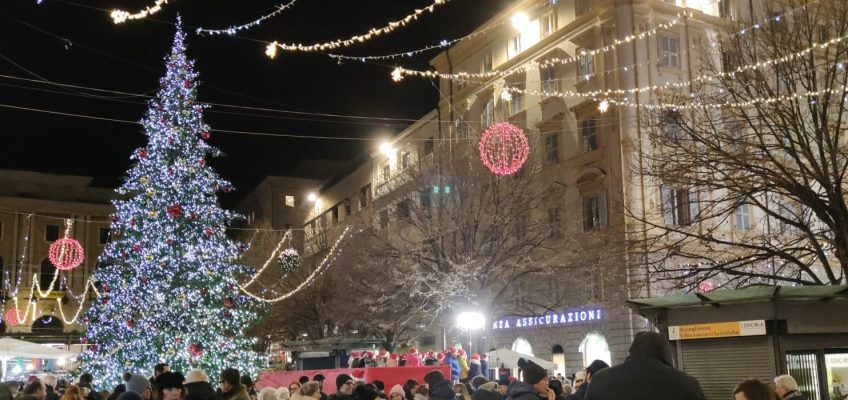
491,308,603,330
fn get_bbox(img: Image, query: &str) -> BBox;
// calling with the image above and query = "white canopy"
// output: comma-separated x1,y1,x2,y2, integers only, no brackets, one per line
485,348,558,370
0,337,75,359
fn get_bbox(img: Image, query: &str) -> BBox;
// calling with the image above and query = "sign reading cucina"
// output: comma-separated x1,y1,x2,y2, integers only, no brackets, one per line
491,308,603,331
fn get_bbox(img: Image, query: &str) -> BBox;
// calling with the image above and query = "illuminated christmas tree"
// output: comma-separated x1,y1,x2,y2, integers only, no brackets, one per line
76,19,263,385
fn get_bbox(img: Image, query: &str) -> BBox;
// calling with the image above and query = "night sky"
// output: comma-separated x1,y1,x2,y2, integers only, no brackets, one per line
0,0,510,204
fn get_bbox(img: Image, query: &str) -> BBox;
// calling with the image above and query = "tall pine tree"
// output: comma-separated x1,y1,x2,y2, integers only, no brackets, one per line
77,20,263,385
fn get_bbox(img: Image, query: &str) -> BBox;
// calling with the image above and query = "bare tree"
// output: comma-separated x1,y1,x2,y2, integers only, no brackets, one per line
630,0,848,290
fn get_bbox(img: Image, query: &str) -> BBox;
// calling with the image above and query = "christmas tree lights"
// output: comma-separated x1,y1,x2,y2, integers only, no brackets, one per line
76,18,264,386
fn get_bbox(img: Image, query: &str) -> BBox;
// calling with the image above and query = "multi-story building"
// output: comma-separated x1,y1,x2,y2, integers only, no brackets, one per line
295,0,779,377
0,170,113,343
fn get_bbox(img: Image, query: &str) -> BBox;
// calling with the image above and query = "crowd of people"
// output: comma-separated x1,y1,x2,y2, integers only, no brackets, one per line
0,332,811,400
346,347,488,384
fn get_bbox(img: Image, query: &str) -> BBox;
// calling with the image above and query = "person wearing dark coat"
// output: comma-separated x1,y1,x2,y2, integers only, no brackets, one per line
424,371,455,400
565,360,608,400
584,332,707,400
329,375,354,400
480,356,490,380
184,369,217,400
472,383,500,400
507,359,553,400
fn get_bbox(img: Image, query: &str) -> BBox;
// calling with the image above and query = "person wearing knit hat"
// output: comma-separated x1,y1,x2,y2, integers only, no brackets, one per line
154,372,184,400
479,354,490,380
506,359,554,400
330,375,354,400
125,375,151,400
183,369,216,400
388,385,404,400
565,361,607,400
423,372,453,400
404,348,422,368
468,354,482,380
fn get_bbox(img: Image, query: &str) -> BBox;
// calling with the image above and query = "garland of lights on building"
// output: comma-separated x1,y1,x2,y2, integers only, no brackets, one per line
110,0,170,24
195,0,298,36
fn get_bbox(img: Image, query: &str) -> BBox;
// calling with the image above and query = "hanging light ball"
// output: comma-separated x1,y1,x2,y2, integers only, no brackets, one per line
478,122,530,176
48,238,85,270
278,248,301,274
4,308,22,326
698,280,714,293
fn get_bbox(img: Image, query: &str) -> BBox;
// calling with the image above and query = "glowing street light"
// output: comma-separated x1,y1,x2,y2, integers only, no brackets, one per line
307,193,318,203
457,311,486,331
511,12,530,30
379,142,395,156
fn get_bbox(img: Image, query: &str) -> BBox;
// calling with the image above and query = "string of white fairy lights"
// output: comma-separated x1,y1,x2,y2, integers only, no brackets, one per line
328,20,505,62
240,230,292,287
601,84,848,110
391,14,688,81
265,0,450,59
110,0,169,24
238,226,355,303
195,0,298,36
496,33,848,101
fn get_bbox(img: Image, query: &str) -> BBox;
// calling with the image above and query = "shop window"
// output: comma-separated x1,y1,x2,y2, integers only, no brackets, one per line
579,332,611,368
826,352,848,400
512,337,534,356
787,351,822,400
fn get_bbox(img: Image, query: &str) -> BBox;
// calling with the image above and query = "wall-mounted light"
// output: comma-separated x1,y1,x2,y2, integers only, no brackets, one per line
307,193,318,203
379,142,395,156
511,12,530,30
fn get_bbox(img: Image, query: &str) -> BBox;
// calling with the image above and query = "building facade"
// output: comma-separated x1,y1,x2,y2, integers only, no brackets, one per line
292,0,784,376
0,170,113,343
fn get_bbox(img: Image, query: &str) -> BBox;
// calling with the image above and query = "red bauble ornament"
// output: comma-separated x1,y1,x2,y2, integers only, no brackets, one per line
132,244,142,253
478,122,530,176
80,338,88,344
141,277,149,285
223,297,234,308
168,137,175,145
130,219,137,227
166,239,174,245
184,81,192,89
205,228,214,237
138,149,148,159
200,131,210,140
189,213,199,221
698,280,714,293
126,319,135,328
199,159,206,166
102,283,111,293
111,215,120,223
101,297,109,305
4,308,22,326
224,311,233,318
48,238,85,270
188,343,204,357
200,288,208,296
167,203,184,218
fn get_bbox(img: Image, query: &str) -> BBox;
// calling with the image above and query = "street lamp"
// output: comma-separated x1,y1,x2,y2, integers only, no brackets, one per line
379,142,395,156
457,311,485,353
307,193,317,203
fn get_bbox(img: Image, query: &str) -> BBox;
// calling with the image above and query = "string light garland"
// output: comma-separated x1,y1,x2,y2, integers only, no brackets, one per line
478,123,530,176
265,0,450,56
239,226,354,303
600,84,848,110
241,230,292,287
196,0,298,36
328,21,504,62
110,0,170,24
391,15,686,81
277,248,301,274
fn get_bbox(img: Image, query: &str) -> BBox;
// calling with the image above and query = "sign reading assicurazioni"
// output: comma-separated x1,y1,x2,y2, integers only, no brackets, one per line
491,308,603,330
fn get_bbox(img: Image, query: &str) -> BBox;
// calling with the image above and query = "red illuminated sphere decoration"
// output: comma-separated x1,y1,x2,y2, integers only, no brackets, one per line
479,122,530,176
48,238,85,270
698,280,714,292
4,308,21,326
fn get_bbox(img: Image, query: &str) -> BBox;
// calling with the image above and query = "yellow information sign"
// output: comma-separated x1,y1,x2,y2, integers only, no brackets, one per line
668,320,766,340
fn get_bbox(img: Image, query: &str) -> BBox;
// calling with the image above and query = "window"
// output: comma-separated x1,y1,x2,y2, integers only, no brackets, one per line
397,199,412,221
40,258,60,291
512,337,534,357
661,109,683,141
548,207,562,237
777,202,799,235
578,50,594,79
382,164,391,181
545,133,559,163
582,193,607,231
786,351,823,400
734,204,751,230
482,99,494,128
98,228,111,245
721,49,739,73
541,65,558,93
481,50,493,73
45,225,59,242
579,333,612,368
455,116,469,139
825,353,848,400
401,151,412,170
359,185,370,210
423,137,434,156
331,206,339,223
661,187,697,225
344,198,352,216
419,190,431,211
509,84,524,115
580,119,598,152
659,34,680,68
509,34,523,58
284,195,295,207
379,209,389,229
540,11,557,38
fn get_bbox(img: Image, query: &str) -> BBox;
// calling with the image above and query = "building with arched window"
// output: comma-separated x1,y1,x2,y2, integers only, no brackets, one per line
0,170,113,343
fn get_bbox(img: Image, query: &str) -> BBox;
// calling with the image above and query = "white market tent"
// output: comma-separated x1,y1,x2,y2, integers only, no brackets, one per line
0,337,75,379
485,347,558,370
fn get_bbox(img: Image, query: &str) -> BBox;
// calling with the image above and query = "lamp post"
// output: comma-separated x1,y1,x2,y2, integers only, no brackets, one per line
457,311,485,353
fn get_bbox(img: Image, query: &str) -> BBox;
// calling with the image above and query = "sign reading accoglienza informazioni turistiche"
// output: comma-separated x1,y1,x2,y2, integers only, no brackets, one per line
491,308,603,331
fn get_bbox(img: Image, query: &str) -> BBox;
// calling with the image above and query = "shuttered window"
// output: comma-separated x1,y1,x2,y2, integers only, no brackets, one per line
680,336,775,400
